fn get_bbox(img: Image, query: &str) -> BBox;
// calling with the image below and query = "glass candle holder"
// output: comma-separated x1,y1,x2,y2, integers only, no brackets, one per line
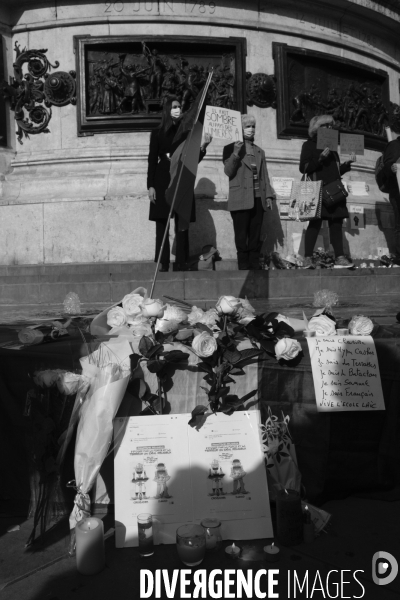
176,524,206,566
137,513,154,557
201,518,222,551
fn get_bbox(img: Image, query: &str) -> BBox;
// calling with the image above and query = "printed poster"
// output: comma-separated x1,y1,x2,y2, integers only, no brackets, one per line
114,412,272,547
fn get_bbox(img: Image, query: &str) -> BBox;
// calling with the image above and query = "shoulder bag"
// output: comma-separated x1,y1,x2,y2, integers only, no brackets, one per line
322,157,349,208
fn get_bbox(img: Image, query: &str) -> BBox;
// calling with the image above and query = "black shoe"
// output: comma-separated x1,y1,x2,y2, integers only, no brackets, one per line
159,263,169,272
238,264,250,270
173,262,186,272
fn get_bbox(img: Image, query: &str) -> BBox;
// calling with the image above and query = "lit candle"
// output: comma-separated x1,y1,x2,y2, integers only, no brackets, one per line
176,524,206,566
303,505,315,543
225,542,241,559
264,542,280,562
75,517,105,575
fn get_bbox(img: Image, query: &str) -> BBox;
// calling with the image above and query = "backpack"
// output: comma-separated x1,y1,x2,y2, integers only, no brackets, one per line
375,154,390,193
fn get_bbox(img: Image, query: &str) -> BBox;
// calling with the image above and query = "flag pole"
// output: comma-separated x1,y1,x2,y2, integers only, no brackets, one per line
149,72,213,299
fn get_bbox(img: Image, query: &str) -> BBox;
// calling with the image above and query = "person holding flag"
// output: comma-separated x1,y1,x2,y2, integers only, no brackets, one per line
147,95,212,272
223,114,276,270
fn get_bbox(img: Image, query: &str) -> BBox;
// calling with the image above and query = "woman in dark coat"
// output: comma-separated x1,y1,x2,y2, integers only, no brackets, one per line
300,114,356,268
147,96,210,271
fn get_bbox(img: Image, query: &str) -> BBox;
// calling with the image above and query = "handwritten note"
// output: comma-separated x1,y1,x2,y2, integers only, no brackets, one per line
316,128,338,151
307,336,385,412
203,106,243,143
340,133,365,155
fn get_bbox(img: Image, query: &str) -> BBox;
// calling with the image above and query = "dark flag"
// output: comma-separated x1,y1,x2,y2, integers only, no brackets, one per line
165,72,213,231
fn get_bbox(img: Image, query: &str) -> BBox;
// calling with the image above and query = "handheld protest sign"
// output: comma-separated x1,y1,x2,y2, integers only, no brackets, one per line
316,128,338,152
340,133,364,156
203,106,243,143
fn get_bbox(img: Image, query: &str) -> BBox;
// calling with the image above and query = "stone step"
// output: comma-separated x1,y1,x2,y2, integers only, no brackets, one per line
0,262,399,309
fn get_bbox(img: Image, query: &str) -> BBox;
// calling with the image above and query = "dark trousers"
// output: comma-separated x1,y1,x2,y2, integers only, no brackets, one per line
304,218,344,257
389,191,400,257
155,216,189,266
231,198,264,269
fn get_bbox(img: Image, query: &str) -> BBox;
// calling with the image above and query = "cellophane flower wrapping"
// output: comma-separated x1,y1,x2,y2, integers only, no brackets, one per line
260,407,302,500
69,341,131,537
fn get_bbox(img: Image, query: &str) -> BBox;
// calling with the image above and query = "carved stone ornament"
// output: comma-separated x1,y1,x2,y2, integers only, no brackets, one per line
74,36,247,136
246,72,276,108
0,42,76,144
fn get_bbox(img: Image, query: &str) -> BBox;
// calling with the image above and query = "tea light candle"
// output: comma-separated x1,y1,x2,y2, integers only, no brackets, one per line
264,542,280,562
337,328,349,335
225,542,241,559
75,517,105,575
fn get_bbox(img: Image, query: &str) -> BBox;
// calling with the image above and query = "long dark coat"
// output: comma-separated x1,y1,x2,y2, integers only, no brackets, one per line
147,125,204,222
299,138,351,220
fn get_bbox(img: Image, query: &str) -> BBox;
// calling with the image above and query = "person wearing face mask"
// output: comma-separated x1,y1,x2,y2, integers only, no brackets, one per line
300,114,356,268
223,115,276,270
147,96,211,271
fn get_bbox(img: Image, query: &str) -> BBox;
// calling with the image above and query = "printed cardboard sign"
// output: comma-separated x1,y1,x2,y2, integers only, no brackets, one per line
316,128,339,151
340,133,364,155
203,106,243,142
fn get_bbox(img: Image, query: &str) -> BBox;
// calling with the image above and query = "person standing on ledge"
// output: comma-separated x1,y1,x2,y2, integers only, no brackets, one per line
147,96,211,272
382,122,400,263
300,115,356,269
223,115,276,270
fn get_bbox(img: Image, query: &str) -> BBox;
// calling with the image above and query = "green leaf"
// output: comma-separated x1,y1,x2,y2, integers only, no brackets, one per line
164,350,189,363
175,328,194,341
198,362,214,375
139,336,154,357
130,353,141,371
230,367,245,376
146,344,164,359
238,348,263,362
147,359,165,374
239,389,257,403
189,405,209,426
216,387,230,399
223,348,242,364
195,323,213,335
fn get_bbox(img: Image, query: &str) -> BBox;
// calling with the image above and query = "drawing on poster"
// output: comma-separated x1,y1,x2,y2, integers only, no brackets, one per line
154,462,172,499
230,459,249,495
207,459,226,496
131,462,149,501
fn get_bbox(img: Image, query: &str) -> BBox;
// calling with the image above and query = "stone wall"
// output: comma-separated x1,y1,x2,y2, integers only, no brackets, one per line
0,0,400,265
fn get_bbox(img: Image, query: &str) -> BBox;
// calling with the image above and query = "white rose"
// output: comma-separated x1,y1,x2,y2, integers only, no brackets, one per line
188,306,205,326
216,295,242,315
201,308,219,328
240,297,256,314
122,292,144,322
238,310,256,325
107,306,127,328
275,338,302,361
129,317,153,337
140,298,166,318
57,372,82,395
276,314,291,326
192,331,218,358
155,319,180,334
163,304,188,323
35,369,61,387
348,315,374,336
308,314,336,336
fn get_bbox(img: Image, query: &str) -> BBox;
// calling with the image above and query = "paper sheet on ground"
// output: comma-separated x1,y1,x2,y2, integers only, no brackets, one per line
307,335,385,412
114,411,272,547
